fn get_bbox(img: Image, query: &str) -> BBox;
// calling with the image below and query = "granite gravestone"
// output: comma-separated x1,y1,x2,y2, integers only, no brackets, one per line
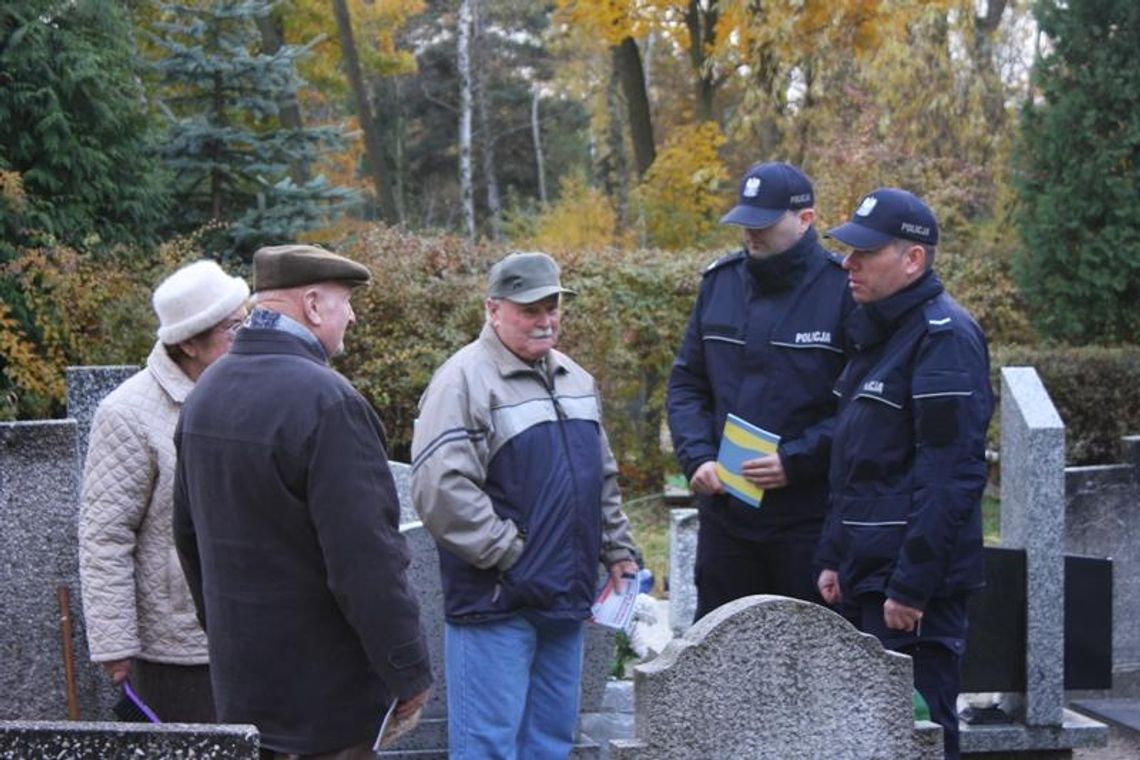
667,508,698,636
610,595,942,759
66,365,138,469
387,461,418,525
1000,366,1066,726
955,368,1108,755
960,547,1111,693
1066,435,1140,694
0,720,259,759
0,420,108,721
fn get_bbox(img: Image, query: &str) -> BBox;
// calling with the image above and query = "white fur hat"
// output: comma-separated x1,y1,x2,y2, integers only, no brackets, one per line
153,260,250,345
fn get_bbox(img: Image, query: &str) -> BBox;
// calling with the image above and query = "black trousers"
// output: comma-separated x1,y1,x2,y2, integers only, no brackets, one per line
693,516,823,621
854,594,969,760
130,659,215,723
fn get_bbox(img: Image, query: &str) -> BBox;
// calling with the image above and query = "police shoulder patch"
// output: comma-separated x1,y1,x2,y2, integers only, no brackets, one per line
703,250,746,276
922,298,954,335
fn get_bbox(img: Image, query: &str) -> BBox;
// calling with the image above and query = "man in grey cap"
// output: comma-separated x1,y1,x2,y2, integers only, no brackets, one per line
174,244,432,759
411,251,639,758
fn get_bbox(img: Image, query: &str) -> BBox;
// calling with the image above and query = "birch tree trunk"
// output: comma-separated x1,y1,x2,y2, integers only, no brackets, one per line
458,0,476,240
474,0,501,240
532,89,547,205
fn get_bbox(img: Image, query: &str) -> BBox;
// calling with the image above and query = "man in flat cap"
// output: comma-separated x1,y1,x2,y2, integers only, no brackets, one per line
411,251,639,758
666,161,854,621
816,189,993,760
174,244,432,758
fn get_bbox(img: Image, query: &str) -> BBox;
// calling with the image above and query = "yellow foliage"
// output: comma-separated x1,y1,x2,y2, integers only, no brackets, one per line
715,0,943,61
278,0,423,97
554,0,681,46
632,121,730,251
310,114,371,200
0,237,209,420
520,173,633,255
0,170,26,212
0,303,63,416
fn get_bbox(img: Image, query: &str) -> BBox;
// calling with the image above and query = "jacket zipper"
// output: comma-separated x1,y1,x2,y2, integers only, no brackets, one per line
537,369,588,599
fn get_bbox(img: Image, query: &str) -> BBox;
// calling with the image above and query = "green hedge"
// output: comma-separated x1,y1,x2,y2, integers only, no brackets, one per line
334,229,1139,486
11,228,1124,483
991,345,1140,465
335,228,706,491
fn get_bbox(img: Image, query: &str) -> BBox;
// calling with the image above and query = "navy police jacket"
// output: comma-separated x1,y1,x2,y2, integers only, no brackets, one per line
817,270,993,609
667,228,853,540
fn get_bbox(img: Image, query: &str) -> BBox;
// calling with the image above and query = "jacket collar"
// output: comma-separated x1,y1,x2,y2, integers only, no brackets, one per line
247,307,328,360
145,340,196,404
847,270,944,349
478,321,568,382
744,226,819,294
229,326,330,364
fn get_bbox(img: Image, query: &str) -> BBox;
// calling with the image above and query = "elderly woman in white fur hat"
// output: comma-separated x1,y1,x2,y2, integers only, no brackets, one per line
78,259,249,722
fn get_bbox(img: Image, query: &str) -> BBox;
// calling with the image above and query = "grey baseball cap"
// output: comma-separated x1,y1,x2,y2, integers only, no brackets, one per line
487,252,576,304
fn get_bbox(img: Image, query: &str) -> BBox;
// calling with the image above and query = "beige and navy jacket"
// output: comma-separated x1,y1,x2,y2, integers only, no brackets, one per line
411,322,637,623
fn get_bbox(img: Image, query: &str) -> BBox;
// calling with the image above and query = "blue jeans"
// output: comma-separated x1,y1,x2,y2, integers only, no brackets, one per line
445,613,585,759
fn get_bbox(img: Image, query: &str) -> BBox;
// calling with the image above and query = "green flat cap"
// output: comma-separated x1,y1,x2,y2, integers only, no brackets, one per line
253,244,371,292
487,251,576,304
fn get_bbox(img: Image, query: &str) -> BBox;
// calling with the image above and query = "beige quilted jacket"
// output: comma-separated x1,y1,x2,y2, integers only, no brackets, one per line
78,341,208,664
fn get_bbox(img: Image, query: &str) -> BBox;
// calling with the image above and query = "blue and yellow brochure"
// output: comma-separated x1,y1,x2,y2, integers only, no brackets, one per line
713,413,781,508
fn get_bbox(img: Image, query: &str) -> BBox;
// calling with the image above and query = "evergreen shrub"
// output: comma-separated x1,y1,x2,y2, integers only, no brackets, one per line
991,345,1140,466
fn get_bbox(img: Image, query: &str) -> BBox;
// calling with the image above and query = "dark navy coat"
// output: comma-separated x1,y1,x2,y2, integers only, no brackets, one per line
174,328,432,754
667,228,854,540
817,271,993,609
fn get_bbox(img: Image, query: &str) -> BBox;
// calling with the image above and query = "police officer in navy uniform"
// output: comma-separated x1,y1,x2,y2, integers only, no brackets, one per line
816,188,993,760
667,162,854,620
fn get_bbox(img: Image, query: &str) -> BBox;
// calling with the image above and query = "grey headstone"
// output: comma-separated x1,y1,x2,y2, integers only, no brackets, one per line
65,365,138,467
389,461,418,525
0,720,259,759
667,508,698,637
1066,443,1140,694
0,421,112,721
959,708,1109,754
399,523,447,720
581,608,617,714
1000,367,1065,726
610,595,938,759
1122,435,1140,472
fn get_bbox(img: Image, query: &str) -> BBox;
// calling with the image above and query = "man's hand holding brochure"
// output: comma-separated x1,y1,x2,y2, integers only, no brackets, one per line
590,571,640,633
713,413,781,508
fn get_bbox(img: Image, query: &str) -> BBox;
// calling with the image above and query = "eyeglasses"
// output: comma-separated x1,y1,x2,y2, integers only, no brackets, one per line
214,318,245,336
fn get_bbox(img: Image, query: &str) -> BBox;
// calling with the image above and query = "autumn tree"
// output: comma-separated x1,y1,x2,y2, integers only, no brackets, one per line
633,122,730,250
329,0,422,224
1015,0,1140,342
556,0,659,178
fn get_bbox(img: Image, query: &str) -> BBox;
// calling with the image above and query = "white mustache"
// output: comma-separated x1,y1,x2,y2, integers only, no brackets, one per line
529,328,555,339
